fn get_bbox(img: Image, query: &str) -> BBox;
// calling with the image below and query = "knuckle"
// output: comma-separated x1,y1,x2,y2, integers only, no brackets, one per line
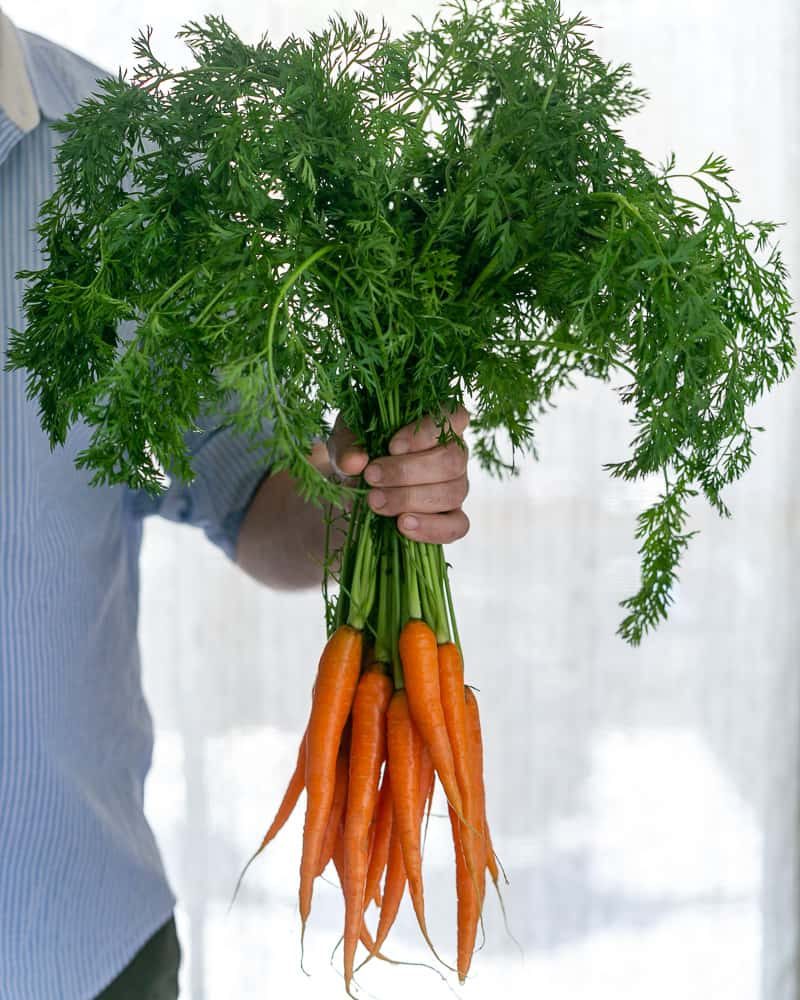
448,478,467,506
382,487,407,514
393,458,415,488
443,442,465,477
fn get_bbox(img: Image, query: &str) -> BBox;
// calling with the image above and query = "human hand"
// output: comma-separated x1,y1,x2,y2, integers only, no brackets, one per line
327,408,470,544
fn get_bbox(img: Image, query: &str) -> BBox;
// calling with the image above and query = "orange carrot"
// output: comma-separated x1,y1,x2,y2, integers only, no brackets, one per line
437,643,469,800
332,827,381,956
264,730,307,847
453,685,487,979
229,728,308,909
385,689,443,962
447,802,479,984
438,643,483,886
364,742,434,965
465,687,488,903
368,814,407,959
342,669,393,990
316,730,350,877
364,769,392,909
299,624,362,932
399,620,463,818
485,818,500,887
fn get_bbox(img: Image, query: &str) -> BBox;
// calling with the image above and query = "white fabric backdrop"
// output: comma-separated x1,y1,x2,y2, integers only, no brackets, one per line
5,2,799,998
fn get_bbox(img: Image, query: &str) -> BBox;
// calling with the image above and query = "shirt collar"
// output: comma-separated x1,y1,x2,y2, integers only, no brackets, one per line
0,9,40,132
0,10,110,128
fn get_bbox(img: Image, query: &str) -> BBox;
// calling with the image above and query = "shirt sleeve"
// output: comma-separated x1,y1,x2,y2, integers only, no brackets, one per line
129,406,275,561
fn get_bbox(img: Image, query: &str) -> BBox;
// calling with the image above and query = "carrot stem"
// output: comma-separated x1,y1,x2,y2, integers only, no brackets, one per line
402,536,422,622
336,493,364,631
440,546,462,661
347,515,377,630
393,531,406,687
374,542,392,666
422,543,450,644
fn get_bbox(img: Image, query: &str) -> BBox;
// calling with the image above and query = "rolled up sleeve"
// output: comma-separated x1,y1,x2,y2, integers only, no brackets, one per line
130,409,275,560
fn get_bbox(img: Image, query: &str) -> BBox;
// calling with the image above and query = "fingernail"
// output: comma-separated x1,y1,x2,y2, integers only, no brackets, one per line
402,515,418,530
390,436,409,455
364,463,383,484
370,489,386,510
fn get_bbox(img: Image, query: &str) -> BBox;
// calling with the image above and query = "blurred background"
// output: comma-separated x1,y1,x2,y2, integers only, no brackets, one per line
4,1,798,997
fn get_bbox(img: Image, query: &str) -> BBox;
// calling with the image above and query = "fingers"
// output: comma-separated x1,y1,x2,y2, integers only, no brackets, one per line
367,474,469,517
388,406,469,456
364,440,468,489
327,414,369,479
327,407,472,545
396,509,471,545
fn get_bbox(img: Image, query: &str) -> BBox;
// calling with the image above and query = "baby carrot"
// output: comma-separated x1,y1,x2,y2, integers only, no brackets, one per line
438,642,483,891
342,669,393,990
363,742,434,966
399,620,463,818
464,687,488,904
261,730,307,852
332,830,381,956
229,729,308,909
299,624,362,933
316,731,350,877
364,769,392,909
447,802,480,984
455,685,487,975
386,689,445,964
368,816,406,960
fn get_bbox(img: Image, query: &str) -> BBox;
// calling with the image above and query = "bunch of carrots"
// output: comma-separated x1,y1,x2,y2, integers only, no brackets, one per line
235,504,505,991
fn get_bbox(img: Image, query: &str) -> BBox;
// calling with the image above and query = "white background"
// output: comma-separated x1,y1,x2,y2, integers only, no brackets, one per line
5,2,799,998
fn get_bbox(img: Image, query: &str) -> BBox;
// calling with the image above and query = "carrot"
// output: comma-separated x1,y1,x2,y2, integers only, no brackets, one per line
437,643,469,800
485,819,500,887
447,802,478,984
437,642,482,886
332,827,381,956
417,743,435,858
464,687,488,906
362,742,434,966
229,727,308,910
316,729,350,877
364,769,392,909
399,620,463,818
449,685,487,981
299,624,362,933
342,669,393,990
385,689,445,964
368,813,407,961
261,730,307,852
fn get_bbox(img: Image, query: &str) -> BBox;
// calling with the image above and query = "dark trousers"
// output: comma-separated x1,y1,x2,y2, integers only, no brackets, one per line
95,918,181,999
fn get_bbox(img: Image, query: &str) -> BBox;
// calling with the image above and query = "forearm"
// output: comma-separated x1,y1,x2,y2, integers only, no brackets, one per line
234,441,340,590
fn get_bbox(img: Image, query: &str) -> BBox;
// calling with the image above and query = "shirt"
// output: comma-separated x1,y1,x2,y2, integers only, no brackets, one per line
0,21,272,999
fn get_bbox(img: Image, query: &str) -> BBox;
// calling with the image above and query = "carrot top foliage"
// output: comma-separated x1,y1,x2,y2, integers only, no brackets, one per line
6,0,794,642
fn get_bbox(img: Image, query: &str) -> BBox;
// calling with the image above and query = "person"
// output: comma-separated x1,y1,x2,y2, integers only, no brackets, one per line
0,11,470,999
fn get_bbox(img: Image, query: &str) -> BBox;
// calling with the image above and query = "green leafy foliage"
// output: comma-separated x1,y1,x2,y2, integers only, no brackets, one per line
6,0,794,642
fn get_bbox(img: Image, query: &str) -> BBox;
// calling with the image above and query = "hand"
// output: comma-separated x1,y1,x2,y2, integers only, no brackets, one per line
327,408,470,544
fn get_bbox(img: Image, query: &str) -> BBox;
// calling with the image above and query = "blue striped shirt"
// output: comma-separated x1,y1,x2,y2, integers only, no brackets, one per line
1,24,272,999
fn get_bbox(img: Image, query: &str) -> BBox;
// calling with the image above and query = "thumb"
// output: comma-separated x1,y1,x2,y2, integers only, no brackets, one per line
327,414,369,479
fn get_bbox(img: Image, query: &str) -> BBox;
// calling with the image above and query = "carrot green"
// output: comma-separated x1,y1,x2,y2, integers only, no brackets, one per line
5,0,794,642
